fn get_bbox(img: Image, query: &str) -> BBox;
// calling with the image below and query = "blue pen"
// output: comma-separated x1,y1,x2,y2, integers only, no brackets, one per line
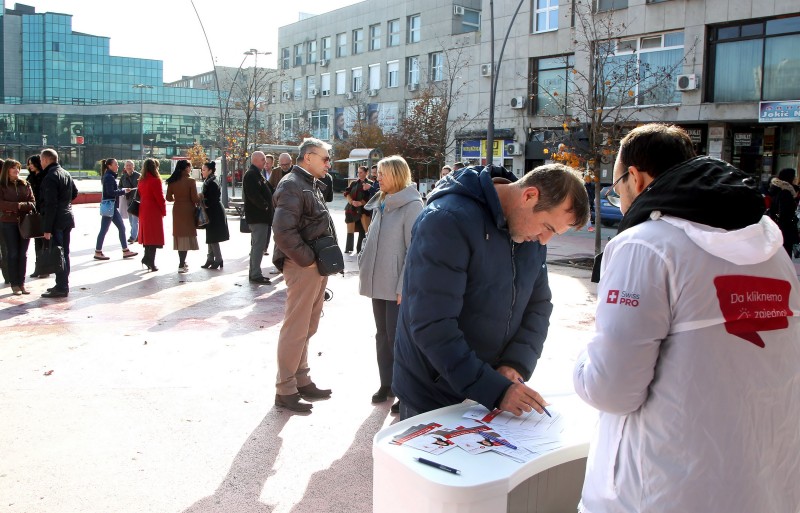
517,378,552,417
480,432,517,450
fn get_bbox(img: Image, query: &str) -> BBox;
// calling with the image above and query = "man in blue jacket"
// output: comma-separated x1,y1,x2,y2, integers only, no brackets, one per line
393,164,589,419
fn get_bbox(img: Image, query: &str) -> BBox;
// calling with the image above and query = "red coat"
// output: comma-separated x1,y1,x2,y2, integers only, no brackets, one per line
137,175,166,246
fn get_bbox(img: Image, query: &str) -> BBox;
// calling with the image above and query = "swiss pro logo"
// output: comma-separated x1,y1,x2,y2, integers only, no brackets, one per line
713,275,793,348
606,289,639,307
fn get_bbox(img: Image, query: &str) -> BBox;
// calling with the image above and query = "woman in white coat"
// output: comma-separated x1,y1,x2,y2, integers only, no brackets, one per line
358,155,423,413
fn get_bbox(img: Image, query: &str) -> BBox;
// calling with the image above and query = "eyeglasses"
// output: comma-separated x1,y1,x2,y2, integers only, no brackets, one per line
309,152,331,163
605,170,629,208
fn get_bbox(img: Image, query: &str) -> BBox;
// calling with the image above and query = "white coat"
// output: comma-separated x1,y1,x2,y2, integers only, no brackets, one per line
574,213,800,513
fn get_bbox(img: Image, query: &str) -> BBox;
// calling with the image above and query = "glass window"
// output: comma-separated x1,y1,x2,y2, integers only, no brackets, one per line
534,55,574,115
430,52,443,81
388,19,400,47
370,24,382,51
596,0,628,11
387,60,400,87
763,34,800,100
309,109,329,140
294,78,303,99
766,17,800,36
408,14,421,44
307,76,317,98
321,37,332,61
336,70,347,95
353,28,364,54
281,111,300,140
352,67,363,92
461,8,481,33
534,0,558,33
369,64,381,90
337,33,347,58
321,73,331,96
294,44,303,66
307,41,317,64
407,56,419,85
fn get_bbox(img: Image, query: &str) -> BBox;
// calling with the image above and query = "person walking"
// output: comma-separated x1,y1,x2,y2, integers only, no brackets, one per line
242,151,273,284
94,158,138,261
119,160,140,245
137,158,165,272
25,155,48,279
199,161,229,270
358,156,423,413
0,159,36,295
767,167,799,257
272,138,336,413
165,159,199,273
39,149,78,298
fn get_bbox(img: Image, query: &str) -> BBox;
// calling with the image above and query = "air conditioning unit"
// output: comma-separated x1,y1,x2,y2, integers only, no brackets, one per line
346,92,354,100
282,91,291,100
407,83,418,92
310,88,318,96
510,96,526,109
319,59,328,67
505,142,523,156
269,95,276,104
367,88,378,97
480,63,492,77
676,74,698,91
454,5,465,15
321,90,330,97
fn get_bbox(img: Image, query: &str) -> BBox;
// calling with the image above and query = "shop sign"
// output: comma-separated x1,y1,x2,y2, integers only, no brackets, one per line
686,128,702,143
759,100,800,123
461,140,481,158
733,133,752,147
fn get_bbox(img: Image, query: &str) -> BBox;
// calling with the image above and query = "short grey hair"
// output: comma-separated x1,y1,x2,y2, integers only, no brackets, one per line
298,138,331,160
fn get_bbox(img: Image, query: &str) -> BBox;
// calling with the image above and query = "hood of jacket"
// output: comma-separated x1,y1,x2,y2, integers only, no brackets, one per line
770,177,797,194
364,183,422,212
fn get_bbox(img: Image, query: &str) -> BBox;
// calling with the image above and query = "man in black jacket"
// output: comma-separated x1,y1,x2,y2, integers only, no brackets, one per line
242,151,273,284
39,149,78,298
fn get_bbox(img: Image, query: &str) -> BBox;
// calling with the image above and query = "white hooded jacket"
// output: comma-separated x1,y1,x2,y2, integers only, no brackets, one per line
574,212,800,513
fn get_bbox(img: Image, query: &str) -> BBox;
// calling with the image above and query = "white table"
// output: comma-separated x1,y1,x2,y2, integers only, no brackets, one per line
373,394,596,513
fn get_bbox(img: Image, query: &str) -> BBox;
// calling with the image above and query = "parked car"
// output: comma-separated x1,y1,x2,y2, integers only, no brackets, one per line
590,186,624,226
327,170,348,193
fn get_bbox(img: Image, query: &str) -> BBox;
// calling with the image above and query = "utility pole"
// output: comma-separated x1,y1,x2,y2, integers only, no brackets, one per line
132,84,153,161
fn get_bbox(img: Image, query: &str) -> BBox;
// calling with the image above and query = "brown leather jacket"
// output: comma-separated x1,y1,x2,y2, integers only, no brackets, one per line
272,167,335,271
0,180,35,223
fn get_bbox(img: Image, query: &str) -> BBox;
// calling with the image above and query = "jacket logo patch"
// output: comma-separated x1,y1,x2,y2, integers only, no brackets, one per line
607,290,619,304
713,275,793,348
607,289,639,307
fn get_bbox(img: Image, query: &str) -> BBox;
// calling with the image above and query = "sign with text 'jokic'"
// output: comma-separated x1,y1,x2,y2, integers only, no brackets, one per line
759,100,800,123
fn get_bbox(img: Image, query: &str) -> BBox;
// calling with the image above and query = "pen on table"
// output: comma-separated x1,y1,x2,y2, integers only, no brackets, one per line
517,378,552,417
480,432,517,450
414,457,461,475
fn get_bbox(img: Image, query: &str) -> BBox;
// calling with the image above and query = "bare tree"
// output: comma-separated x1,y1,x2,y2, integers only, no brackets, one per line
229,66,280,163
533,0,697,252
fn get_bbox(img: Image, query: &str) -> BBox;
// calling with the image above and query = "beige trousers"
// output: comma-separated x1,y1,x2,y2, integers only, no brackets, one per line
275,258,328,395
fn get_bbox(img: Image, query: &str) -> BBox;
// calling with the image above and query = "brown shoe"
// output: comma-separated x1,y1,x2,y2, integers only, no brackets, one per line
94,251,110,261
275,393,313,412
122,249,138,259
298,383,332,399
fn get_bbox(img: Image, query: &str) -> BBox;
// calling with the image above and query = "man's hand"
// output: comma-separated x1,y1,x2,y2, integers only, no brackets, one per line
43,232,51,240
496,365,523,382
498,382,549,417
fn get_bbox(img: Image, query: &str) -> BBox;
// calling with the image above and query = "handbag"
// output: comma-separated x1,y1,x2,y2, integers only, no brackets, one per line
308,226,344,276
127,191,140,217
37,241,65,274
19,208,44,239
195,203,209,228
99,198,115,217
239,214,251,233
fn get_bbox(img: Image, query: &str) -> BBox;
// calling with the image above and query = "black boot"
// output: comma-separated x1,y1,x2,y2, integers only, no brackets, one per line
200,255,214,269
345,233,354,254
356,232,366,253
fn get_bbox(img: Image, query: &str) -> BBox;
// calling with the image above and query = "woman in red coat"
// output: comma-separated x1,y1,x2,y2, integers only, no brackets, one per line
137,159,166,271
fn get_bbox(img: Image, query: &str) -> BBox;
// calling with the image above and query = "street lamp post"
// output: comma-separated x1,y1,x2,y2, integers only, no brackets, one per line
132,83,153,161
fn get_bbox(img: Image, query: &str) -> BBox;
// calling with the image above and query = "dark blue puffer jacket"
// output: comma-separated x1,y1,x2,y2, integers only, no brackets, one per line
393,166,553,413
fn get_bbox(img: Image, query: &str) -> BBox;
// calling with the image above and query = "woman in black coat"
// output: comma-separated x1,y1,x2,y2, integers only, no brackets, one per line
768,167,800,257
200,161,229,269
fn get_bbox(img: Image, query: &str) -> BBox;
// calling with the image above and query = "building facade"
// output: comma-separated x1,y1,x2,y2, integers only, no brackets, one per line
272,0,800,183
0,3,221,168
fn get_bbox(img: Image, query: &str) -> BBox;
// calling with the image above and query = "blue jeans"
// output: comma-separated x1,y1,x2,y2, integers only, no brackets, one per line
249,223,270,279
128,214,139,240
51,227,71,292
0,222,30,287
96,208,128,251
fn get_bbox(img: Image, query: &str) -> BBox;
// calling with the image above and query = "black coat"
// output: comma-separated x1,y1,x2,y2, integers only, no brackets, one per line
40,162,78,233
768,181,800,246
242,164,274,225
202,176,230,244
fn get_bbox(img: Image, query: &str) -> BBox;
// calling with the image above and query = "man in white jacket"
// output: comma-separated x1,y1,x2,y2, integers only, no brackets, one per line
574,124,800,513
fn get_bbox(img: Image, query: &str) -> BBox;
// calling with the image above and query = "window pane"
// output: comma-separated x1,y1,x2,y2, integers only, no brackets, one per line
548,10,558,31
763,34,800,100
766,16,800,36
638,48,682,104
640,36,662,49
713,39,763,102
740,23,764,37
537,68,567,115
537,13,547,32
717,26,740,40
663,32,684,47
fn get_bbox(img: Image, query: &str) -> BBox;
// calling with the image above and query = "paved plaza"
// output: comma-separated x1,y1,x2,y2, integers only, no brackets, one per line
1,182,796,512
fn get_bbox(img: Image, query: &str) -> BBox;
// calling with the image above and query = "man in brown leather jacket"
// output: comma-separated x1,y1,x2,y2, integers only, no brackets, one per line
271,138,336,412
